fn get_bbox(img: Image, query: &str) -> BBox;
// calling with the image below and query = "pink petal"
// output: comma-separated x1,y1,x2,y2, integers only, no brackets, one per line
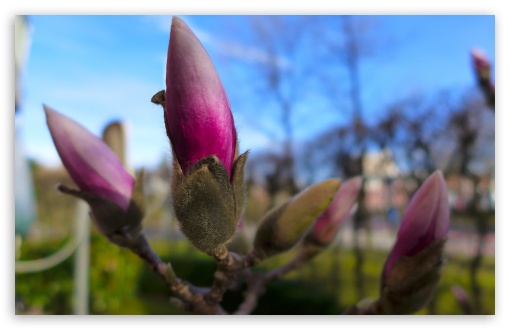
165,17,236,177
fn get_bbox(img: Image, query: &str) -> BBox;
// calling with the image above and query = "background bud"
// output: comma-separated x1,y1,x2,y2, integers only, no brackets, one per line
165,17,236,177
471,48,491,71
253,178,341,260
451,284,473,315
383,171,449,278
378,171,449,314
470,48,495,109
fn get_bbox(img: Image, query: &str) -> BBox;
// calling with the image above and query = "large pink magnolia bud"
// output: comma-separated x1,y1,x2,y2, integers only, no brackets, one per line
45,106,144,247
383,171,450,277
159,17,248,256
165,17,236,178
306,176,362,246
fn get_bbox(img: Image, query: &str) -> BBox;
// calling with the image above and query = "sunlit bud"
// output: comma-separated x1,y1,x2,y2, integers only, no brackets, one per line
163,17,247,256
252,178,341,260
165,16,236,177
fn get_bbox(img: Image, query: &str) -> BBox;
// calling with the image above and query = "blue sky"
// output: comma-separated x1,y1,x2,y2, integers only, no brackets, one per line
15,15,495,169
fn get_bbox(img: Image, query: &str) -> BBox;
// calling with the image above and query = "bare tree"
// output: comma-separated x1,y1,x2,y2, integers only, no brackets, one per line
315,16,385,300
247,16,315,196
442,91,495,314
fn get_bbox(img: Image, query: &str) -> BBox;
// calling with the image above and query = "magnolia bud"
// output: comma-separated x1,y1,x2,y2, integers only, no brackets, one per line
451,284,473,315
470,48,495,109
379,171,450,314
253,178,341,260
164,17,247,255
44,106,144,247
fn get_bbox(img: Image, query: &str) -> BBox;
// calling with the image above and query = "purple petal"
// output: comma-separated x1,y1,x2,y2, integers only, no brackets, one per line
45,105,134,211
384,171,450,277
165,17,236,177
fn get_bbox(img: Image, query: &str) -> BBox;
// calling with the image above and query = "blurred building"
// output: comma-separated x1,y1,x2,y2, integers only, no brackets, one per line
362,149,401,213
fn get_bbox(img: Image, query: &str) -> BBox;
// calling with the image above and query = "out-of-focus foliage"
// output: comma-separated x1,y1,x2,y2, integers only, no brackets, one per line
15,236,495,315
16,231,143,315
16,154,495,315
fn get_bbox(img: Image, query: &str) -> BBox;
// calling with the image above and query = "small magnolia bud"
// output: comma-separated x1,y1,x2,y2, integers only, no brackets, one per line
470,48,495,109
451,284,473,315
45,106,144,247
253,178,341,260
471,48,491,71
379,171,450,314
165,17,236,178
304,176,362,247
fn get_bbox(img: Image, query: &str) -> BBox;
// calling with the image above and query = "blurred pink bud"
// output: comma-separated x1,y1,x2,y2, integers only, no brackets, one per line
310,176,362,245
44,105,135,211
471,48,491,70
451,285,469,303
451,284,473,314
237,217,245,231
165,17,236,177
383,171,450,277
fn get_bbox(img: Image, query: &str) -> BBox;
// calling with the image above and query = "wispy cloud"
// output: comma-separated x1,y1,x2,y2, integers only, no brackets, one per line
149,15,290,68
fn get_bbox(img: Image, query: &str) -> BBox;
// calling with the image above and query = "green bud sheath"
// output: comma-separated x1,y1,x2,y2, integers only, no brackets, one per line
379,239,445,314
58,169,146,248
231,151,249,222
253,178,341,259
172,153,248,255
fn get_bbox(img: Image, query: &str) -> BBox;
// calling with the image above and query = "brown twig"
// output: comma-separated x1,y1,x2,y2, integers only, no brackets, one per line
130,235,224,314
132,236,320,315
204,246,245,308
234,247,319,315
234,269,266,315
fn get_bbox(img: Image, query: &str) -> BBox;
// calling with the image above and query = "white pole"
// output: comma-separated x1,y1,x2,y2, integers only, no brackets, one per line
73,199,90,315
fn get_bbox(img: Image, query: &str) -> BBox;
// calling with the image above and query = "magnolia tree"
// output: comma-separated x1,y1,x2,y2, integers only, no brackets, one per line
44,17,450,315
